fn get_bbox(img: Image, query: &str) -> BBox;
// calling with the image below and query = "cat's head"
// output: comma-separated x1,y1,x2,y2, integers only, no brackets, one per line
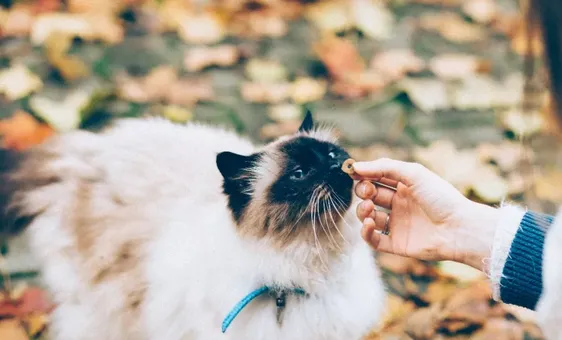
216,110,354,248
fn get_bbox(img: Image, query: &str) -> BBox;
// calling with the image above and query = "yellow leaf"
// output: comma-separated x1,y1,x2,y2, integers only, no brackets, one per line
162,105,193,123
0,64,43,101
24,312,49,337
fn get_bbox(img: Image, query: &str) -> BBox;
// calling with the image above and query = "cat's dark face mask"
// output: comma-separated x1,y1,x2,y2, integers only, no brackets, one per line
267,134,353,219
216,111,354,243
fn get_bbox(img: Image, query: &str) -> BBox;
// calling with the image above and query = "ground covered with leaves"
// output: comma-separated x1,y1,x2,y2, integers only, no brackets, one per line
0,0,560,339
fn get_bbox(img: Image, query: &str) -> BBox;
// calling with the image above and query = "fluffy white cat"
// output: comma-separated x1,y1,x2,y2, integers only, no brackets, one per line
0,112,385,340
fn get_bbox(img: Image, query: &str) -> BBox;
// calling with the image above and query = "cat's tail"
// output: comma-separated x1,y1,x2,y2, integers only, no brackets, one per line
0,147,58,241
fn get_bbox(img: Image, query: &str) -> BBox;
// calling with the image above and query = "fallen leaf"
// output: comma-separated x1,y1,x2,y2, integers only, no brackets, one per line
0,4,35,38
378,295,416,329
177,9,227,44
166,78,215,106
0,110,55,151
245,59,288,83
31,12,123,45
422,279,458,304
461,0,498,24
535,169,562,202
477,142,533,172
45,32,89,81
405,303,442,339
241,82,291,103
304,0,354,33
419,12,487,43
438,261,484,282
500,108,544,137
260,120,301,140
231,8,289,39
413,140,508,202
23,312,49,337
330,70,387,98
470,318,524,340
0,287,54,318
268,103,302,123
370,49,425,82
399,78,450,112
351,0,394,40
429,54,491,80
184,45,240,72
161,105,193,123
290,77,327,103
117,66,214,105
313,35,365,81
0,319,28,340
451,74,524,110
0,64,43,101
506,172,533,196
471,165,509,203
377,254,438,277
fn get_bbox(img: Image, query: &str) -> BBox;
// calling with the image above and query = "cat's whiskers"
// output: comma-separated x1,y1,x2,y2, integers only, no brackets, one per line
310,188,328,271
326,193,350,247
329,188,354,233
322,198,342,252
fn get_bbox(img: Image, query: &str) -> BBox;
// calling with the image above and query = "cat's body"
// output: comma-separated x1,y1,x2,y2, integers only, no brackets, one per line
1,115,385,340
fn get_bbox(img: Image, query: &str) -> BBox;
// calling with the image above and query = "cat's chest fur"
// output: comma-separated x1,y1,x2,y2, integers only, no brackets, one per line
14,118,385,340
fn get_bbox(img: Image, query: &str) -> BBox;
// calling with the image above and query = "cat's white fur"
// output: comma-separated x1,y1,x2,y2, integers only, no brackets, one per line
19,118,385,340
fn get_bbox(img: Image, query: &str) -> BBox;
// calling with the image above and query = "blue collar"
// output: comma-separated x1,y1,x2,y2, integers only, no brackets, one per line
222,286,307,333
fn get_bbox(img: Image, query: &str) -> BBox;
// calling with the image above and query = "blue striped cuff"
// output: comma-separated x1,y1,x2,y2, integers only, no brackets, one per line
499,211,553,310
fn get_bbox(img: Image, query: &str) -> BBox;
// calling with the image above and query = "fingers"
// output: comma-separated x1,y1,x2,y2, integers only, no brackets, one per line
355,181,396,210
361,218,392,252
352,158,426,186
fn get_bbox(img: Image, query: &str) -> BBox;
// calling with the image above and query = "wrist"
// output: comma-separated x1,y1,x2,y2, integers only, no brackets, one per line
453,201,500,273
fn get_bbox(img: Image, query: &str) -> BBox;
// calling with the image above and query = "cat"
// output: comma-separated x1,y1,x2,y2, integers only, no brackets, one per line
0,111,385,340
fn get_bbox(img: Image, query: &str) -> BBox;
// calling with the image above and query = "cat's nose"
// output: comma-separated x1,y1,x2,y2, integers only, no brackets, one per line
329,156,345,170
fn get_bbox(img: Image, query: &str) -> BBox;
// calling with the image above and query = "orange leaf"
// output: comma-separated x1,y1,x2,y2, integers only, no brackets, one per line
0,319,28,340
0,287,54,318
0,111,55,151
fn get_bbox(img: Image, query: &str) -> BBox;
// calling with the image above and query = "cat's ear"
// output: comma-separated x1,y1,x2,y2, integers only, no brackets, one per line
216,152,256,180
298,108,314,132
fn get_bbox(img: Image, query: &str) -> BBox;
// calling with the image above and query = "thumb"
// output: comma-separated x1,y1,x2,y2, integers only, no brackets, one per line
352,158,426,186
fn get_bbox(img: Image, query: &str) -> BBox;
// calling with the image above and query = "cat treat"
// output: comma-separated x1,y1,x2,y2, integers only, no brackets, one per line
342,158,356,175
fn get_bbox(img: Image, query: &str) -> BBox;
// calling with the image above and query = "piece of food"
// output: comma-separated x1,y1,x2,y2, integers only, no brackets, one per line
342,158,356,175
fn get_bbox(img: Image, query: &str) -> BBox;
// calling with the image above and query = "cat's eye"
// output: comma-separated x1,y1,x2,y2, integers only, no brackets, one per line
328,151,336,159
290,168,305,180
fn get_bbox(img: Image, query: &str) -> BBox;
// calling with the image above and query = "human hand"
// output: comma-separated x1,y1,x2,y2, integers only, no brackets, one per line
353,158,499,272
